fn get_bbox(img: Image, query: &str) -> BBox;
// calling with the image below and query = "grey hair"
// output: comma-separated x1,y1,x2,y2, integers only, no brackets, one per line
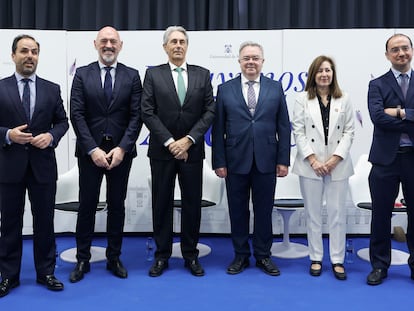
239,41,264,57
163,26,188,45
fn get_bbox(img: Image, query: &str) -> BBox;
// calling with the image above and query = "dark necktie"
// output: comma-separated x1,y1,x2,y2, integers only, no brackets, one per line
247,81,256,115
22,78,31,122
175,67,186,105
400,73,409,99
104,67,113,104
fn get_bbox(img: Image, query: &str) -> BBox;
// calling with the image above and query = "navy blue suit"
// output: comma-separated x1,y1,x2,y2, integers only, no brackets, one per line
70,62,142,262
0,74,69,280
212,75,290,259
368,69,414,271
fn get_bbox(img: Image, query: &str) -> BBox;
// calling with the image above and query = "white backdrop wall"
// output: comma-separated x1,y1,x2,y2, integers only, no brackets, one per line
0,28,408,235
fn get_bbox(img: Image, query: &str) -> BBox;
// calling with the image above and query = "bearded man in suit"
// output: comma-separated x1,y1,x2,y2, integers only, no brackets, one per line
0,34,68,297
69,26,142,283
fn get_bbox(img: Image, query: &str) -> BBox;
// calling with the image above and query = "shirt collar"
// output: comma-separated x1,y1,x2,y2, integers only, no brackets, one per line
15,72,36,83
99,61,117,70
241,74,260,85
169,62,187,72
391,67,412,79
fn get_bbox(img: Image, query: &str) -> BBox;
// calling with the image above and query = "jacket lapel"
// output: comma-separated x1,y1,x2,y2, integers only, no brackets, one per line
308,97,325,137
161,64,181,107
328,97,341,141
230,76,251,115
6,76,27,123
385,70,405,105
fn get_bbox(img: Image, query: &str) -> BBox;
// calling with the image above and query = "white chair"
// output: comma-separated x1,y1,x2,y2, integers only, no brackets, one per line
271,173,308,259
55,164,107,263
348,154,409,265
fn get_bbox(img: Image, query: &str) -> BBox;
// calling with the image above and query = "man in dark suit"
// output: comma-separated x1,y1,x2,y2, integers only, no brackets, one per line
367,33,414,285
212,41,290,276
141,26,215,277
69,26,142,282
0,34,68,297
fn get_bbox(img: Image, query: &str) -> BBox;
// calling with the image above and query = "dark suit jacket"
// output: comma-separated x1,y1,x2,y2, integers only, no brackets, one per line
212,75,291,174
0,75,69,183
141,63,215,162
368,69,414,165
70,61,142,157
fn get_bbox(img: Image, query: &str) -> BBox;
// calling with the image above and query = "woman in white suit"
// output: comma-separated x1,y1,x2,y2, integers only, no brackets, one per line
292,55,354,280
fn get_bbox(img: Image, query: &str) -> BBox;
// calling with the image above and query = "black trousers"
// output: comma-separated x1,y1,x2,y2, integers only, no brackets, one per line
75,139,133,262
150,158,203,261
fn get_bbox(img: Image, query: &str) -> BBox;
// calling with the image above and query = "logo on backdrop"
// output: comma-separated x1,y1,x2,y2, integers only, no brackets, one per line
209,44,237,59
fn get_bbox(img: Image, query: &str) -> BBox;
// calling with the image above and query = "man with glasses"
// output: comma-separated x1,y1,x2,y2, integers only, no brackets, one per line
367,33,414,285
212,41,290,275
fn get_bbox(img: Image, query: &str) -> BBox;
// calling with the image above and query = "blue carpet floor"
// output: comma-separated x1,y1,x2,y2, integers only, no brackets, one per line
0,235,412,311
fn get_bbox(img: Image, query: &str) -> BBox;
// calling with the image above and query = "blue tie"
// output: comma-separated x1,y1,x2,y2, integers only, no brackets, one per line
22,78,31,122
400,73,409,99
104,67,113,104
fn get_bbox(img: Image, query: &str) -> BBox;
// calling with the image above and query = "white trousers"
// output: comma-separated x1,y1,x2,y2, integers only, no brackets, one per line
299,175,348,264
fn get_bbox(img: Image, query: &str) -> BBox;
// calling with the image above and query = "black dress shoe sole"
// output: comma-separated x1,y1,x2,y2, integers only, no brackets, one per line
69,269,89,283
256,263,280,276
189,269,205,277
149,262,168,277
227,262,249,275
367,272,387,286
0,280,20,297
36,279,64,291
106,264,128,278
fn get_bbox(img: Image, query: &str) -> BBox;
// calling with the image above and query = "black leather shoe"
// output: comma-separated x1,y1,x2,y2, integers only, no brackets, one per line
107,259,128,278
69,261,90,283
0,278,20,298
332,263,347,280
367,268,388,285
309,261,322,276
227,257,250,275
36,275,64,291
256,258,280,276
149,260,168,277
184,259,205,277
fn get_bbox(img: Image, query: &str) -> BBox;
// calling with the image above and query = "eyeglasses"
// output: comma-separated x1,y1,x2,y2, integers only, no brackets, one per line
388,45,412,54
240,56,263,62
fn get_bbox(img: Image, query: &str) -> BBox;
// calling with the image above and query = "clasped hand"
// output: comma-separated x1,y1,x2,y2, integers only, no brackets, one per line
9,124,52,149
91,146,125,170
168,137,192,161
311,156,341,177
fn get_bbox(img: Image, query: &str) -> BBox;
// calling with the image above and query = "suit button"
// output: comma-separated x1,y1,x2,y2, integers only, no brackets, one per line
312,125,315,128
337,126,340,129
311,139,315,142
25,146,29,150
252,120,255,123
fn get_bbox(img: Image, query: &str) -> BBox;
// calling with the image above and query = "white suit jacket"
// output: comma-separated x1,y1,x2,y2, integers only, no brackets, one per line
292,91,354,181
